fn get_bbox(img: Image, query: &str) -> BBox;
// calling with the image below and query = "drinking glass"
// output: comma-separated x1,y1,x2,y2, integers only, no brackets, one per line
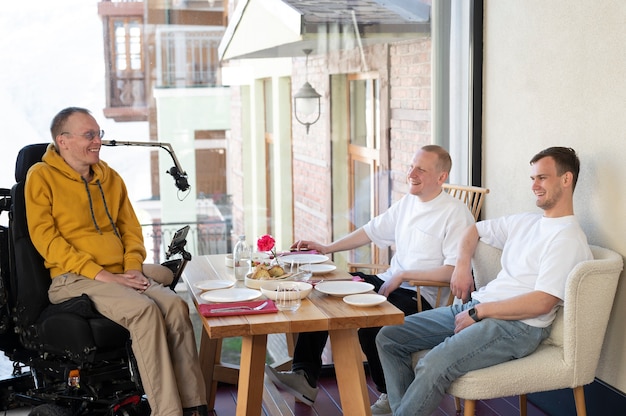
234,259,250,281
297,262,313,281
275,282,301,311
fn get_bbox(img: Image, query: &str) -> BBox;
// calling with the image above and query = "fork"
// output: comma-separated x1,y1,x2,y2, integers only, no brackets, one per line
209,301,269,314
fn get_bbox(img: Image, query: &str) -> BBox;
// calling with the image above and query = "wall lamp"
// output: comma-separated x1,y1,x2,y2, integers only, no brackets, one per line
293,49,321,134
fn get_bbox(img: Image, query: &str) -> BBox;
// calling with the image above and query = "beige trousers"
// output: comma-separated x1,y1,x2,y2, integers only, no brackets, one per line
48,265,207,416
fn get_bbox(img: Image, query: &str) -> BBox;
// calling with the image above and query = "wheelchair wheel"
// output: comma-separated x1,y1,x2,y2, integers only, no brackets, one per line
29,404,72,416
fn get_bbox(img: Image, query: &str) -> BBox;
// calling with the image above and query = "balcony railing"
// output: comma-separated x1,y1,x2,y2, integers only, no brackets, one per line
156,27,224,88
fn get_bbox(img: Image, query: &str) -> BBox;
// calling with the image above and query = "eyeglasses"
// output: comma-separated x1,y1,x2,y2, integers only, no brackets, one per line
61,130,105,141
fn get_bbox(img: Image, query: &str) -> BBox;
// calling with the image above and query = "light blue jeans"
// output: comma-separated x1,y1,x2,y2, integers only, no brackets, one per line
375,300,550,416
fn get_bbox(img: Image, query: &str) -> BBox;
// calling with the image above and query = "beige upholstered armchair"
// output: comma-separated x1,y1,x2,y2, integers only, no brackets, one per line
411,242,623,416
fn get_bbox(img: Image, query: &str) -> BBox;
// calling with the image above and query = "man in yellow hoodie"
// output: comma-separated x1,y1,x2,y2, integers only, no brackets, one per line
25,107,208,416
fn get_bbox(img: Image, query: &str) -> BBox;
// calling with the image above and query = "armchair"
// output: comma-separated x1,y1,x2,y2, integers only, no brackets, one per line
411,242,623,416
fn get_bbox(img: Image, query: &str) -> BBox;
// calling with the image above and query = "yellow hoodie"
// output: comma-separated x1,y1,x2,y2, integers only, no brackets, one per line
25,143,146,279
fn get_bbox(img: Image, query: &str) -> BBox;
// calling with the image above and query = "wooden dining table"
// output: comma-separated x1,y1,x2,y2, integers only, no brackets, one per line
183,253,404,416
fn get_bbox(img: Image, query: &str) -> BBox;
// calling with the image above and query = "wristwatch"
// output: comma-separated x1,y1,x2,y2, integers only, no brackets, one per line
468,307,482,322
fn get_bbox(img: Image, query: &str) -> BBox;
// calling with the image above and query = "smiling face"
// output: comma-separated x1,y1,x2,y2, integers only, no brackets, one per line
55,112,102,177
406,149,448,201
530,156,572,214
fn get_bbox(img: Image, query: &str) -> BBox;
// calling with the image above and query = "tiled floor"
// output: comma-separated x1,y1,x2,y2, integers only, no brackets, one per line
1,358,549,416
208,370,550,416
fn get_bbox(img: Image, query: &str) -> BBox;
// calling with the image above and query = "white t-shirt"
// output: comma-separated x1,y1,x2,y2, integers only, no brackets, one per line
363,190,475,307
473,212,592,327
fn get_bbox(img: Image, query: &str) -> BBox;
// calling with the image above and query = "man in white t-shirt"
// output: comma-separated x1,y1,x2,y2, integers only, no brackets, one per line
376,147,592,416
265,145,475,415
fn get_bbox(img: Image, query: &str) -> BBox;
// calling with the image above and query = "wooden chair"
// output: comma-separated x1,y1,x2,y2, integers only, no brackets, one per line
442,183,489,221
348,183,489,311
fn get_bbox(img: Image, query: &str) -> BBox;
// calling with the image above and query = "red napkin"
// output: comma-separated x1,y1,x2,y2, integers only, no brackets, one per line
198,300,278,317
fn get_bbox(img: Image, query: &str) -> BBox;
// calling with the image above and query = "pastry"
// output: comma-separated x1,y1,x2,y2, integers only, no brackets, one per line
268,265,285,277
251,265,271,279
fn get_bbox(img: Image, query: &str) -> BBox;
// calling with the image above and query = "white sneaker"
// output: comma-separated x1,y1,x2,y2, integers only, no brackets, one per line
371,393,392,416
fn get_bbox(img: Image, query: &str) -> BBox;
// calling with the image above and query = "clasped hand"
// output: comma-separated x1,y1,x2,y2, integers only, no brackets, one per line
95,269,150,292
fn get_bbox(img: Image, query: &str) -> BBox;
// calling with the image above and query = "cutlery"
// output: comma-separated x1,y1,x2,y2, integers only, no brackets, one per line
210,301,268,314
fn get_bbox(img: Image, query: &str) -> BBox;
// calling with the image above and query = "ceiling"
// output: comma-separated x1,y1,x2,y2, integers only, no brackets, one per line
219,0,431,60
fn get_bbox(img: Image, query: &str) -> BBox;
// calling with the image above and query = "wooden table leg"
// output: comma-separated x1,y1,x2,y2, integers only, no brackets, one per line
329,328,372,416
236,334,268,416
198,329,221,410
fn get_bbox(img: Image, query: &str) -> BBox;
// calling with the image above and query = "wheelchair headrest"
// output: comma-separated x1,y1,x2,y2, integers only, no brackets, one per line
15,143,49,183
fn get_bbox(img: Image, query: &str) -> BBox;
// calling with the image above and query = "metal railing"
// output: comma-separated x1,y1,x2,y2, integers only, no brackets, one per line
156,28,224,88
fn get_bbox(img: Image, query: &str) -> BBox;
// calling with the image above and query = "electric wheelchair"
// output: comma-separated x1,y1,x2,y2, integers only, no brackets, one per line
0,143,191,416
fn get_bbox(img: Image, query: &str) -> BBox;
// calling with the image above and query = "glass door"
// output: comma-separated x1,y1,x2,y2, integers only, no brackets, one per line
347,74,383,265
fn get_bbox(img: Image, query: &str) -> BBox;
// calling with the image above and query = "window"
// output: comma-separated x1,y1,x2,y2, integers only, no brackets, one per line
348,74,382,264
113,18,142,72
107,17,146,108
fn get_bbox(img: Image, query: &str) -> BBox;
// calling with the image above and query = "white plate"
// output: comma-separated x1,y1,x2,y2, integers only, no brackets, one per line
343,293,387,307
300,264,336,275
282,254,329,265
315,281,375,297
200,288,261,303
194,280,235,291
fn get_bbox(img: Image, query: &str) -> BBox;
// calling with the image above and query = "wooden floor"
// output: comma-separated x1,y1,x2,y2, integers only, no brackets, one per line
208,369,550,416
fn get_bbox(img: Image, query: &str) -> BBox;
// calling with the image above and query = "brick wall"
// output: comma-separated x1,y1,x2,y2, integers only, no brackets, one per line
291,39,433,243
389,38,432,203
291,51,332,244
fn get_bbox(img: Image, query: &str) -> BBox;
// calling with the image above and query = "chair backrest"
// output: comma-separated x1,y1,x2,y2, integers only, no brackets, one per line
562,245,622,383
10,144,51,328
443,183,490,221
471,241,502,289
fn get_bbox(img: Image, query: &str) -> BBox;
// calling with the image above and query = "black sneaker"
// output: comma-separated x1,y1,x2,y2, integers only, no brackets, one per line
264,365,319,406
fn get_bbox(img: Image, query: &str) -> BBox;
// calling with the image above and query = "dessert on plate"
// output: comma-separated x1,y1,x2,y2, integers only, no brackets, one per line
250,262,286,280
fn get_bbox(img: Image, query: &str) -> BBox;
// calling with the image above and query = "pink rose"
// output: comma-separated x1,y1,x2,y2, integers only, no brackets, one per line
257,234,276,252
